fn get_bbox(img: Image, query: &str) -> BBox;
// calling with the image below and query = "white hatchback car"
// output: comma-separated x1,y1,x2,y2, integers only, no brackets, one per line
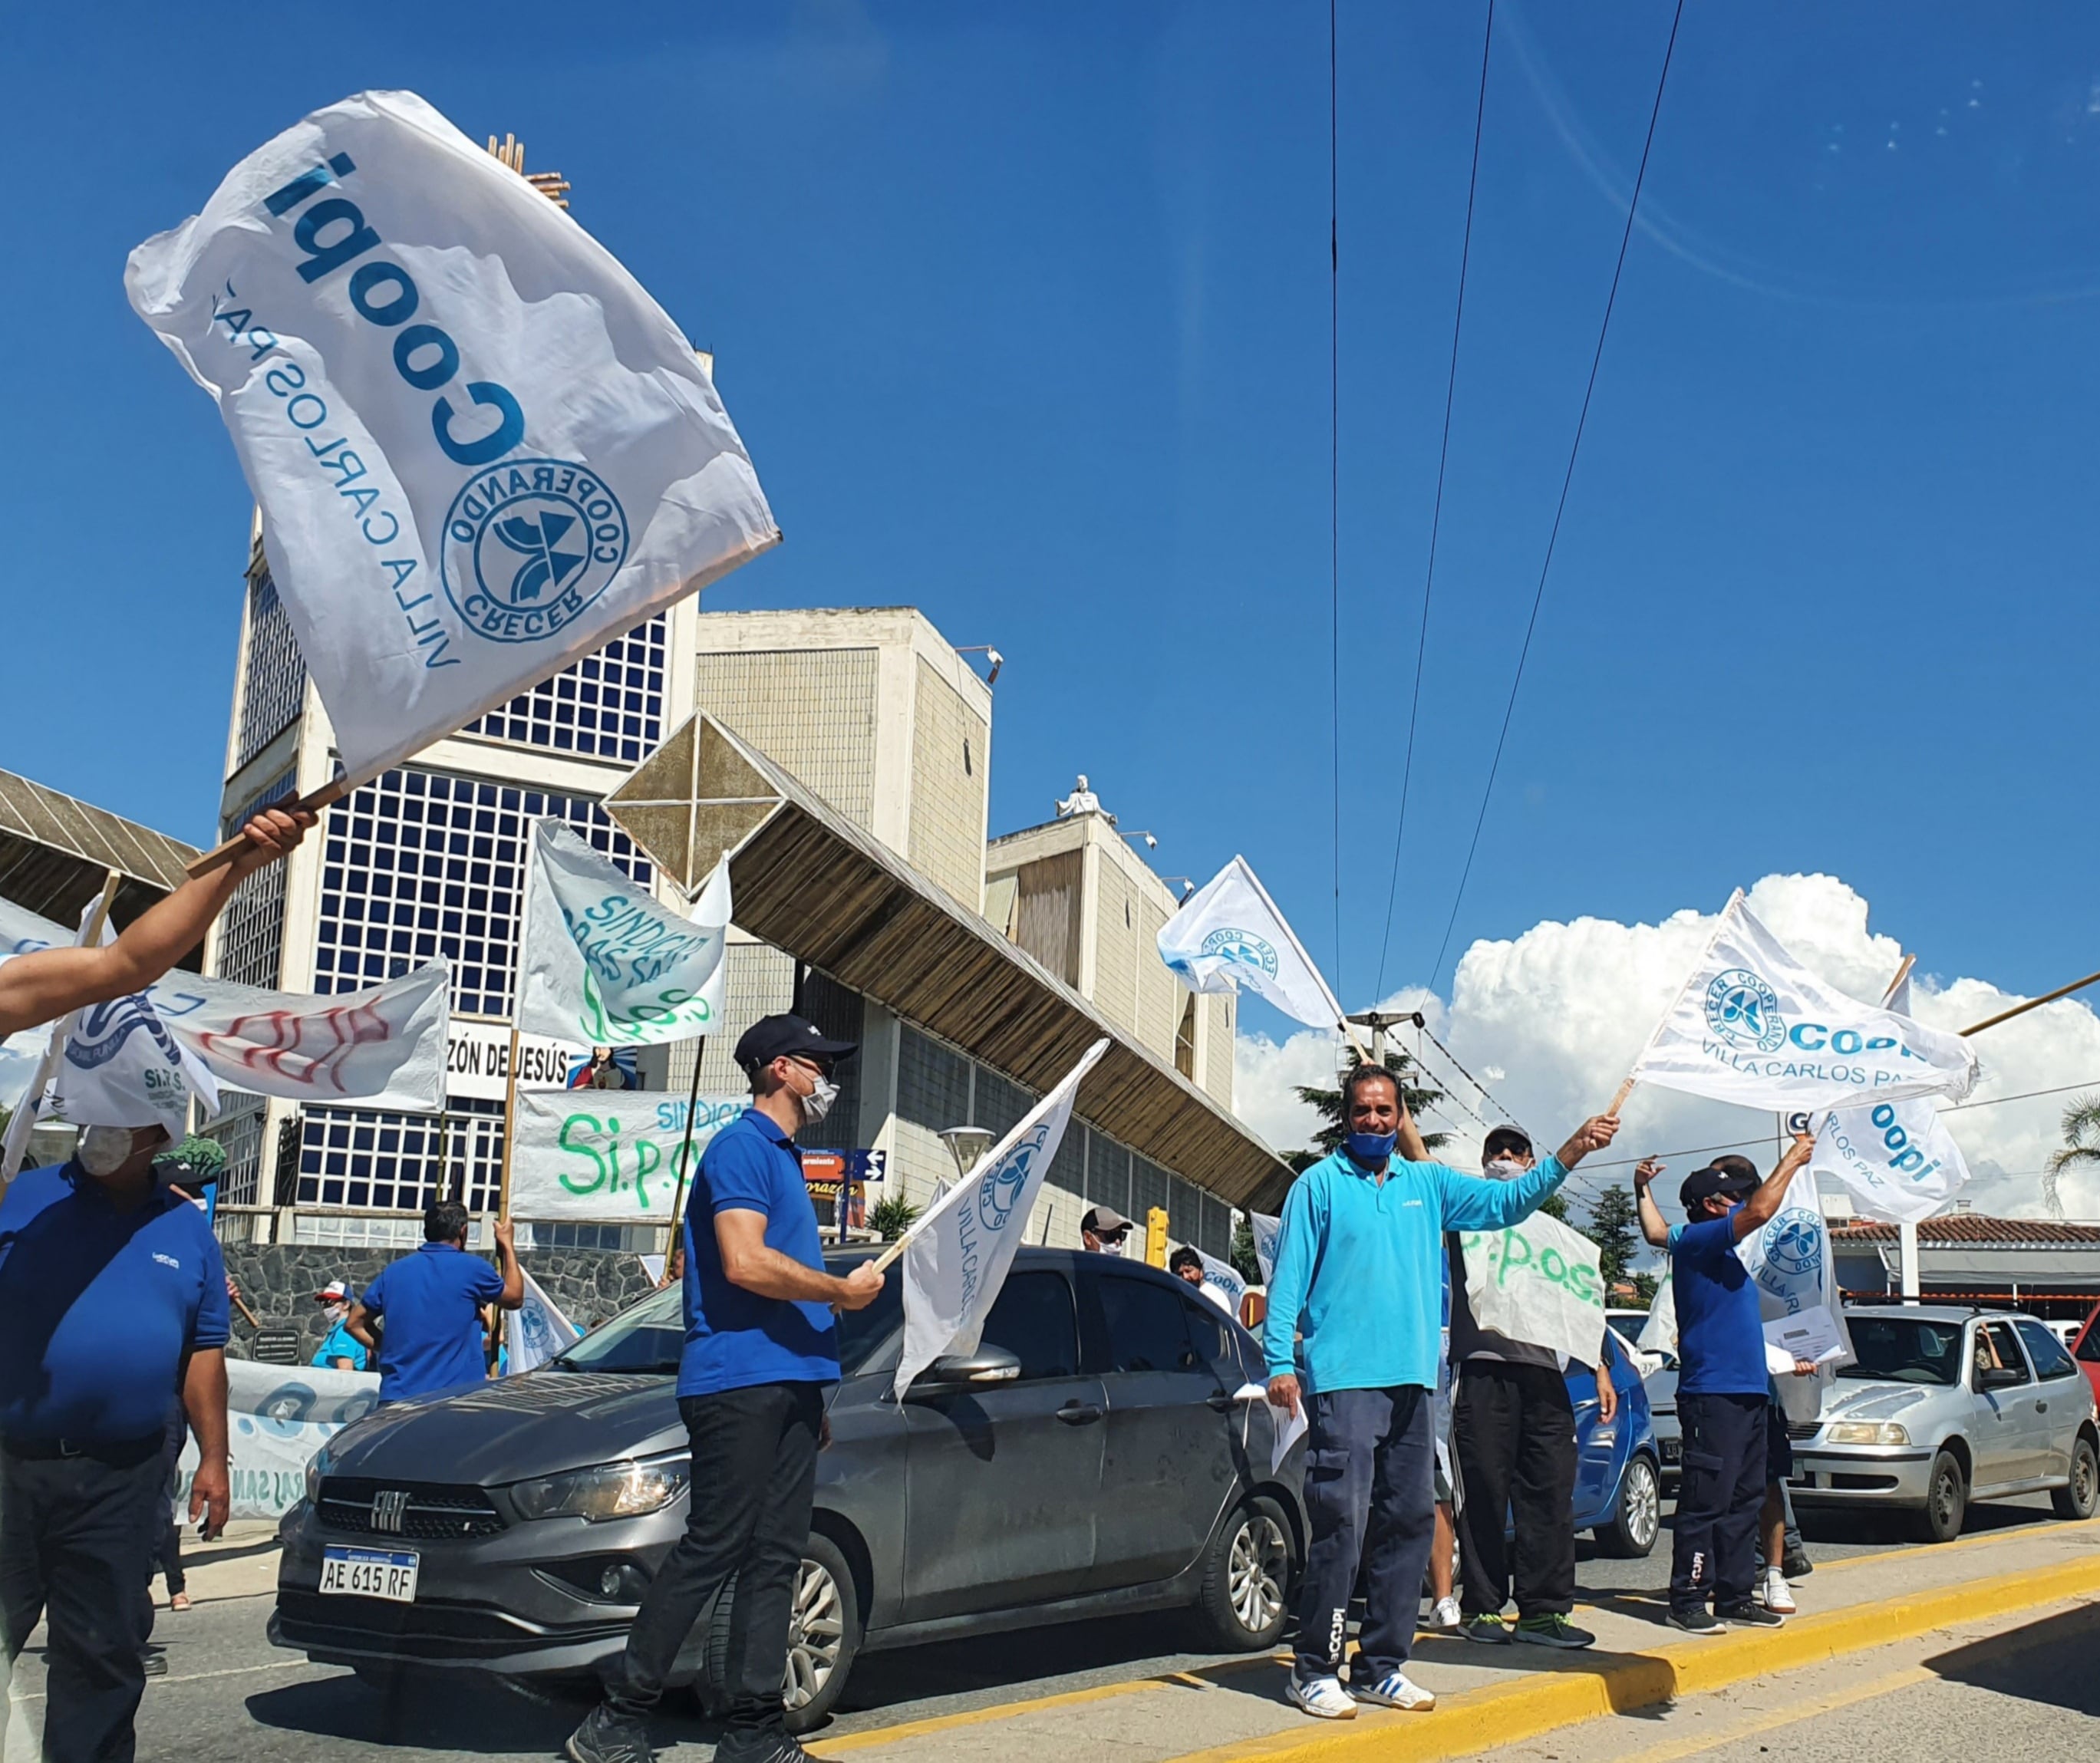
1788,1307,2100,1542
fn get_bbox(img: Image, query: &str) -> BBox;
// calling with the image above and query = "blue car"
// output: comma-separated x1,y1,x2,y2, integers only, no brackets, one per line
1557,1330,1663,1557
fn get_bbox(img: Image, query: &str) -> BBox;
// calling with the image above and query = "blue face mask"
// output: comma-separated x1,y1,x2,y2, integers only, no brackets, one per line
1344,1130,1398,1168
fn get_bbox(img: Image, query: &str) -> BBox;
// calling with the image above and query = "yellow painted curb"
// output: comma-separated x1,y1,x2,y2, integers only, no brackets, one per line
1163,1552,2100,1763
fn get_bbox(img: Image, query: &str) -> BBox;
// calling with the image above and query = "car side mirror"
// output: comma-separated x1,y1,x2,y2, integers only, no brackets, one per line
908,1346,1023,1396
1976,1364,2024,1392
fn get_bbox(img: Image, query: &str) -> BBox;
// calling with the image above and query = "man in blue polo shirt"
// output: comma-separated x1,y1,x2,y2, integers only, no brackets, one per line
1262,1065,1620,1720
1634,1132,1812,1634
569,1013,883,1763
348,1201,520,1399
0,1122,232,1763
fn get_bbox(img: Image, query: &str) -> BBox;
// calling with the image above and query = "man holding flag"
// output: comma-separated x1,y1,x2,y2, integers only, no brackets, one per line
1263,1066,1620,1719
568,1013,882,1763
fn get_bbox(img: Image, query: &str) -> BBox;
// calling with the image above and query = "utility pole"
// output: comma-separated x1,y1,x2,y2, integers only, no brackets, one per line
1343,1008,1423,1066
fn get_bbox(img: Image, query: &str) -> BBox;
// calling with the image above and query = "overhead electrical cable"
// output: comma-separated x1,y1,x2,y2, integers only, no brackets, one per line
1329,0,1344,1000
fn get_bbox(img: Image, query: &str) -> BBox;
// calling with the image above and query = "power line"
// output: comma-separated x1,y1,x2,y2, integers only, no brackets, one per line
1375,0,1496,1003
1426,0,1687,993
1329,0,1344,1001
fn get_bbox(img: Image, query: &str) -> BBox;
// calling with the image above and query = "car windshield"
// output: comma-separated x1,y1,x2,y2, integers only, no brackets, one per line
1838,1316,1963,1386
548,1257,904,1376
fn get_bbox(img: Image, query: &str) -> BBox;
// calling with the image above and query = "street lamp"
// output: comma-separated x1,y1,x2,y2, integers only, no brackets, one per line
938,1125,994,1181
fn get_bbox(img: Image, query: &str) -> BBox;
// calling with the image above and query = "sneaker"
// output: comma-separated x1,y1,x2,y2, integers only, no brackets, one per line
1666,1605,1724,1636
1462,1612,1512,1645
1425,1595,1462,1633
565,1703,654,1763
1718,1600,1785,1629
1757,1568,1797,1615
1285,1675,1358,1720
1352,1669,1435,1710
1513,1613,1597,1650
1783,1548,1815,1580
141,1649,168,1680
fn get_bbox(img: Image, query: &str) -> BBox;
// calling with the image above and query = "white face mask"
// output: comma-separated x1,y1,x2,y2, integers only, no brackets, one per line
77,1125,141,1178
1484,1156,1528,1182
1096,1235,1125,1257
799,1073,839,1127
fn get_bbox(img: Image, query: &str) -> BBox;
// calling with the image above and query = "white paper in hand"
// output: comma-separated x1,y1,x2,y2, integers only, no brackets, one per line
1235,1382,1310,1475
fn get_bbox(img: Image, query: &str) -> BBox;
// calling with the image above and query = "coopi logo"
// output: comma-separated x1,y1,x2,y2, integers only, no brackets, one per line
1201,927,1281,979
1704,968,1785,1052
442,460,630,644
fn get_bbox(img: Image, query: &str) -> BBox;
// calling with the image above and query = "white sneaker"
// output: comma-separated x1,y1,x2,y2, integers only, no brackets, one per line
1426,1595,1462,1633
1353,1670,1436,1711
1286,1675,1358,1720
1758,1567,1797,1615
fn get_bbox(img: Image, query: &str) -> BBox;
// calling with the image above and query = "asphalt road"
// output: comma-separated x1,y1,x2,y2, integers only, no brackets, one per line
2,1494,2068,1763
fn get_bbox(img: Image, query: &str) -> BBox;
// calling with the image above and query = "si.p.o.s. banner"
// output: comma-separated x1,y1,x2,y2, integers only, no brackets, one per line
507,1088,747,1221
125,88,778,785
176,1359,379,1521
1459,1211,1608,1369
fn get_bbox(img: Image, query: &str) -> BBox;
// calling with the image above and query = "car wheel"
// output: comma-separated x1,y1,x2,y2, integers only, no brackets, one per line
1594,1453,1662,1559
2052,1432,2099,1520
704,1534,862,1735
1913,1450,1968,1543
1194,1497,1294,1650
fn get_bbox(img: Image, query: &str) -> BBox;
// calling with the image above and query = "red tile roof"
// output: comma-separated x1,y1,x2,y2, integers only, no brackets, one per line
1829,1214,2100,1246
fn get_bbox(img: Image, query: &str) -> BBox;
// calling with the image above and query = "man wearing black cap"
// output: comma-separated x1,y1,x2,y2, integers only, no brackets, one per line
1080,1204,1135,1254
568,1014,884,1763
1634,1133,1812,1635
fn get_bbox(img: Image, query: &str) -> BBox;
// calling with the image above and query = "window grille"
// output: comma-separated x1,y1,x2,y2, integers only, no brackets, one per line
462,616,667,763
236,570,307,768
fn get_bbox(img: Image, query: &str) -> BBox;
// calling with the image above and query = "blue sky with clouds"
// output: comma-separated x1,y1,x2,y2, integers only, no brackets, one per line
5,1,2097,1057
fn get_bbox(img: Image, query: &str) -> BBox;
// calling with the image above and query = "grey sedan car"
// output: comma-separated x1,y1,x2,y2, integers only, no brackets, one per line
271,1248,1305,1729
1788,1307,2100,1542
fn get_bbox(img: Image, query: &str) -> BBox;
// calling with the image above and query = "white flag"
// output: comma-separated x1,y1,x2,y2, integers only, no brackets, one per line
1158,857,1342,1030
895,1040,1109,1396
1808,970,1973,1225
517,820,729,1046
505,1267,582,1375
126,89,776,785
1629,891,1976,1112
1192,1247,1247,1317
1736,1161,1853,1381
0,898,449,1116
1247,1210,1282,1286
1637,1268,1677,1360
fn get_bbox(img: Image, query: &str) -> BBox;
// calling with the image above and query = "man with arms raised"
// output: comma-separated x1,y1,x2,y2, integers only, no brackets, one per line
568,1015,885,1763
348,1199,522,1400
1264,1066,1619,1719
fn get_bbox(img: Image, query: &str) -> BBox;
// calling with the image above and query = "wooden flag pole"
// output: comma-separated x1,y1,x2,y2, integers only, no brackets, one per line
496,1026,521,1223
1959,967,2100,1039
230,1289,264,1331
186,776,351,878
663,1037,707,1251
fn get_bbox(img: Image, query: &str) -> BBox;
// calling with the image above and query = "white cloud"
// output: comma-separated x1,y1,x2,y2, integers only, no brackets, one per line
1234,874,2100,1222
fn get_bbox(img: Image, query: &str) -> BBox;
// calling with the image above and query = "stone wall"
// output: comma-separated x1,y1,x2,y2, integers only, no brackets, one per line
219,1242,659,1363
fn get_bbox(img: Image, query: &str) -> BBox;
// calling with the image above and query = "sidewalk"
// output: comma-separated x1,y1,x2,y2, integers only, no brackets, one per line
807,1517,2100,1763
152,1519,282,1613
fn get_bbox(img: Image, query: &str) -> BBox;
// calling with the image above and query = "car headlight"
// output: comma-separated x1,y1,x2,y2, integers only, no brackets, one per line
509,1453,691,1523
304,1445,332,1506
1825,1421,1910,1446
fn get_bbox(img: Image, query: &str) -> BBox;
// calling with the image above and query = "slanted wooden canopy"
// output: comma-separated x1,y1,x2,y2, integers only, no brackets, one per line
605,714,1292,1210
0,769,199,939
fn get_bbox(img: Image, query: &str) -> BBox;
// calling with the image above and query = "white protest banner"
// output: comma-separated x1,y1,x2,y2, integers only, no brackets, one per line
508,1086,744,1221
1629,891,1976,1112
1458,1211,1608,1368
506,1268,582,1374
1158,858,1343,1030
0,878,118,1181
1637,1268,1677,1360
127,89,777,789
1809,970,1973,1225
1247,1210,1282,1286
1192,1247,1247,1317
518,821,730,1046
0,897,449,1117
1736,1162,1853,1402
894,1040,1109,1396
176,1358,380,1521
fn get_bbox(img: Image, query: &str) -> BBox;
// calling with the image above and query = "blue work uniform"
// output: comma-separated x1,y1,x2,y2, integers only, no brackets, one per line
360,1242,503,1402
311,1318,368,1372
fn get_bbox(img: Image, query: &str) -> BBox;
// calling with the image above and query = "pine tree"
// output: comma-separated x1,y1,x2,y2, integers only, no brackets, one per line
1536,1188,1571,1223
1230,1214,1261,1284
1585,1185,1643,1293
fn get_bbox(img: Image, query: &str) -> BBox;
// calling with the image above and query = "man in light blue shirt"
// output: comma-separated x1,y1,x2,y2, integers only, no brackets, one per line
1263,1065,1619,1719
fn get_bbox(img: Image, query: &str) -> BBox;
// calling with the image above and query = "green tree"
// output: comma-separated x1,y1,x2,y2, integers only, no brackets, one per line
1230,1214,1261,1284
1585,1185,1643,1295
2046,1095,2100,1215
1629,1270,1659,1308
1292,1048,1452,1165
1535,1188,1571,1224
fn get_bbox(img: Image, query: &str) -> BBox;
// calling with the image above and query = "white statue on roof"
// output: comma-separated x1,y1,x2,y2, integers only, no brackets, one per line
1056,774,1102,819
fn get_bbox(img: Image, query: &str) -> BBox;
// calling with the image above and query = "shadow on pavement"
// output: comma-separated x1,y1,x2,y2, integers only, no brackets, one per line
245,1670,728,1754
1924,1600,2100,1716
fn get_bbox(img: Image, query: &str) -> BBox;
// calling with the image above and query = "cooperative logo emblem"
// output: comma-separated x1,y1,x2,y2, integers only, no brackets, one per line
1762,1208,1823,1280
978,1127,1049,1229
442,460,630,644
1200,927,1281,980
1705,968,1785,1052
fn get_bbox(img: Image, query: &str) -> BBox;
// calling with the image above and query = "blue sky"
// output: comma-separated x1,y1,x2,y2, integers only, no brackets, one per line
6,0,2096,1031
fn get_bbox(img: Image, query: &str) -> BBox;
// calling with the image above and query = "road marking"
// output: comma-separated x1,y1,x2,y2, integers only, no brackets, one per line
7,1658,308,1706
1791,1511,2100,1578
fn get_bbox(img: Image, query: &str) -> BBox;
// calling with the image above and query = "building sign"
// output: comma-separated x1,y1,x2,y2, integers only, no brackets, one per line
801,1149,885,1234
446,1023,580,1101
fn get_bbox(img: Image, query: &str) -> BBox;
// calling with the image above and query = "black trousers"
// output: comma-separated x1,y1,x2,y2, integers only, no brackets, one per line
0,1442,166,1763
608,1381,824,1743
1452,1360,1577,1620
1292,1385,1434,1683
1671,1392,1769,1610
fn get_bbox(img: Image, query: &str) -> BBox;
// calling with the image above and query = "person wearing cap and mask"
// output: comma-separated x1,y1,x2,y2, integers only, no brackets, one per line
0,1122,232,1763
0,809,312,1044
1080,1204,1135,1254
568,1014,886,1763
1262,1066,1621,1721
1634,1134,1814,1636
309,1280,367,1372
1445,1126,1620,1650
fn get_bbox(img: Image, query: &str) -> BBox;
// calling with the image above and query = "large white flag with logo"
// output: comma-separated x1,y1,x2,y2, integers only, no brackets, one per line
1808,970,1973,1225
1158,858,1342,1030
1736,1160,1854,1410
517,821,729,1046
895,1040,1109,1396
1628,892,1976,1111
126,89,777,785
1247,1211,1283,1286
505,1267,582,1376
0,897,448,1117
